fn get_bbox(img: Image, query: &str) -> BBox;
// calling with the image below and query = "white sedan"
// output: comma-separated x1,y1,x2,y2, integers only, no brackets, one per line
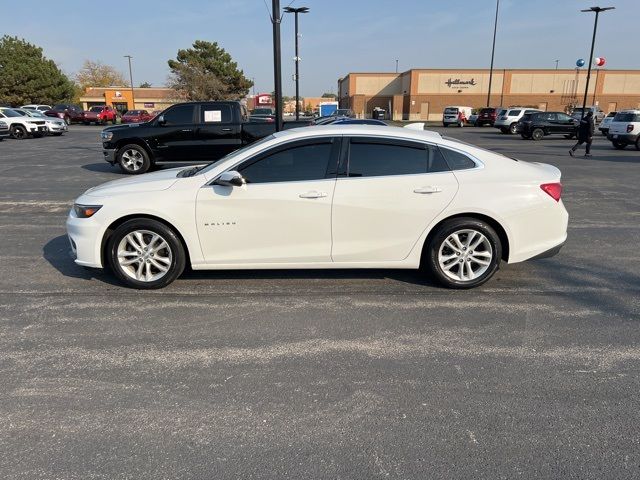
67,125,568,289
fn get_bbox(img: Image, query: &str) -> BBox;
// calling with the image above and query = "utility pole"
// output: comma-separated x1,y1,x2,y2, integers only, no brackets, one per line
395,59,398,73
555,59,559,70
579,6,614,119
486,0,499,107
284,7,309,121
271,0,283,131
124,55,135,110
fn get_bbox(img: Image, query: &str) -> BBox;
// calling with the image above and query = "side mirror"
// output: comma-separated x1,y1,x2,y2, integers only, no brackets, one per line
214,170,246,187
157,115,166,126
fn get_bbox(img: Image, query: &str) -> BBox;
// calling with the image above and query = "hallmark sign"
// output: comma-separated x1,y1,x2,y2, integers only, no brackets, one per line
444,78,477,89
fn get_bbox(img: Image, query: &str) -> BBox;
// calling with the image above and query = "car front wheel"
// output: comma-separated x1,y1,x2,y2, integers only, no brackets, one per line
531,128,544,141
424,218,501,289
107,219,186,289
11,125,27,139
612,141,627,150
117,144,151,174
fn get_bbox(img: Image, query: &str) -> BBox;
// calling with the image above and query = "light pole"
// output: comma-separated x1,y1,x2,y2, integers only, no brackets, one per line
284,6,309,121
555,59,559,70
124,55,135,111
395,59,398,73
579,6,614,119
486,0,499,107
271,0,283,131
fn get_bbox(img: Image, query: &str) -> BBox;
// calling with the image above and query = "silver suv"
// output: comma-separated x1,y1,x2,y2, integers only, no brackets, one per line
571,106,605,124
494,107,541,134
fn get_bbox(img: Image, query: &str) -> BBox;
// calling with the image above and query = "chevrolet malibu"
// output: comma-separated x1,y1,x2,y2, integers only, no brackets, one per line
67,125,568,289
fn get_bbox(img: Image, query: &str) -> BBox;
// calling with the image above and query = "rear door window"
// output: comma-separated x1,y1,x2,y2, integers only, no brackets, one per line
439,147,477,171
613,113,640,122
200,104,233,123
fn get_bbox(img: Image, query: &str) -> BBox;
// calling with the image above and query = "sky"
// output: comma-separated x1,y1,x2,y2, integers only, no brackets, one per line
3,0,634,97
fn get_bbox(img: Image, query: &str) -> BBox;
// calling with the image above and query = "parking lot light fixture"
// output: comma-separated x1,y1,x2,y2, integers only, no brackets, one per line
124,55,135,111
284,6,309,121
579,6,614,119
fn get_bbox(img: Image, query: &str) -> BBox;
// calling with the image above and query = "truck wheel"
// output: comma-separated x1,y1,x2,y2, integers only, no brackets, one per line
117,144,151,174
531,128,544,141
11,125,27,139
509,123,518,134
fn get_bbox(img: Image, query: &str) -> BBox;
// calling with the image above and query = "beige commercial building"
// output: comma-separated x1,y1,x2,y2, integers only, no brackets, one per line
79,87,180,114
338,69,640,121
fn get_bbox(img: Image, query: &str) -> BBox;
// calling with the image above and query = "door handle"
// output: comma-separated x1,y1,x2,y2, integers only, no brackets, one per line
181,129,193,132
221,127,233,132
299,191,328,199
413,186,442,194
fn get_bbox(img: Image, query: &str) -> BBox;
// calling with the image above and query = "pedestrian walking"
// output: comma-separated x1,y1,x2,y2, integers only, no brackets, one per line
569,111,595,157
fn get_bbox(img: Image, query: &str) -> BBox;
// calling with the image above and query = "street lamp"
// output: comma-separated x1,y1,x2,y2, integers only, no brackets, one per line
284,6,309,121
486,0,499,107
124,55,135,111
270,0,283,131
579,6,614,119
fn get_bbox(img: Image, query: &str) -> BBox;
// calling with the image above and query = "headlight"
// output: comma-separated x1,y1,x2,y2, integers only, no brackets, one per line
73,204,102,218
101,131,113,141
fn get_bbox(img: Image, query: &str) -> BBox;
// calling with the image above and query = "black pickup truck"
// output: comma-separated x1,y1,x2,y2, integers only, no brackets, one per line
101,101,311,174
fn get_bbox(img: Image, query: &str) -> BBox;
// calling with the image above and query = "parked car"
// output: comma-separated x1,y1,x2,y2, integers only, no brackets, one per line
443,106,473,127
598,112,617,135
494,107,541,134
121,109,154,124
83,105,117,125
331,119,387,125
20,104,52,112
100,101,312,174
475,107,500,127
331,108,355,118
0,107,48,139
0,120,9,140
12,108,68,136
571,105,605,124
68,124,568,290
606,110,640,150
517,111,579,140
45,104,85,124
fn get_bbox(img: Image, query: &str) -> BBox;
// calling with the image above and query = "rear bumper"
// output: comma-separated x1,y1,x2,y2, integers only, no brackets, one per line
530,241,565,260
607,133,638,143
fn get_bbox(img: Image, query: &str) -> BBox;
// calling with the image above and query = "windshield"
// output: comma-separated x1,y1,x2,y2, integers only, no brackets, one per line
125,110,142,115
89,106,104,112
200,134,276,175
480,108,494,114
1,109,23,118
613,112,640,122
252,108,273,115
53,105,68,111
444,108,459,114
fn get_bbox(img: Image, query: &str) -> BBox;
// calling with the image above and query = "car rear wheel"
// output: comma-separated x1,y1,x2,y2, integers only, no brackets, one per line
107,219,185,289
424,218,501,289
612,141,627,150
509,123,518,134
117,144,151,174
499,127,508,134
11,125,27,139
531,128,544,141
635,137,640,151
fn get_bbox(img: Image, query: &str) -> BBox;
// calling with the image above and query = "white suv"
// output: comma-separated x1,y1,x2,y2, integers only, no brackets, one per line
20,104,52,112
0,107,48,139
607,110,640,150
494,107,541,134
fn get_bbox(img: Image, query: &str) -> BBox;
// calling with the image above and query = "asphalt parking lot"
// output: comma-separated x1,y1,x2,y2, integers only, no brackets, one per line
1,126,639,479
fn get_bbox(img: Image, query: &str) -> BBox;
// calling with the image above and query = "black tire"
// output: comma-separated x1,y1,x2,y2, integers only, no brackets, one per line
635,137,640,151
117,144,151,174
531,128,544,141
520,134,531,139
107,218,186,289
443,123,448,128
424,217,502,289
612,141,627,150
500,127,509,134
11,125,27,139
52,132,63,136
509,123,518,134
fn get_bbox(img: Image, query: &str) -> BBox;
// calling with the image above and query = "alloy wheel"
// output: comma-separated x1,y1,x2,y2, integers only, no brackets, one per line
116,230,173,282
437,229,493,282
121,149,144,171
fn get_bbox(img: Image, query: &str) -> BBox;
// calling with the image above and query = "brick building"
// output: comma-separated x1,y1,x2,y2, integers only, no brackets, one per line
79,87,181,114
338,69,640,121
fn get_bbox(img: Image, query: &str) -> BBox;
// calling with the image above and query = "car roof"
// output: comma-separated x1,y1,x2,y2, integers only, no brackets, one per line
274,124,444,143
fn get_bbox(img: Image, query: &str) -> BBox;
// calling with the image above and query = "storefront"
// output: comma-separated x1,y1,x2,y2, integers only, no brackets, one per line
79,87,180,114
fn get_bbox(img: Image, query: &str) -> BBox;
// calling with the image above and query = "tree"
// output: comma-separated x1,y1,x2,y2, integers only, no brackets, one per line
167,40,253,101
139,81,152,88
321,92,337,99
75,60,128,88
0,36,75,106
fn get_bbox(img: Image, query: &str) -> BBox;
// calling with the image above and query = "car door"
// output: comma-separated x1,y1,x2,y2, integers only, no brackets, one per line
194,103,242,161
195,137,340,264
331,137,459,263
151,104,197,162
557,113,577,134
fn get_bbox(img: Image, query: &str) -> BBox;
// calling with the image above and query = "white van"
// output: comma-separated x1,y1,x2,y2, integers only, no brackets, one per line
442,106,473,127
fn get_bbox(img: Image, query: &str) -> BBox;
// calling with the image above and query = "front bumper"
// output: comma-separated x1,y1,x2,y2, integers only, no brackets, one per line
103,148,117,164
47,123,68,133
66,211,105,268
607,133,638,143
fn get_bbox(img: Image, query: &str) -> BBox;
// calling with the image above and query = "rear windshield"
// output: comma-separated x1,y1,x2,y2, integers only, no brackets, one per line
126,110,142,115
53,105,69,111
507,109,521,116
89,106,104,112
444,108,459,114
480,108,495,114
613,112,640,122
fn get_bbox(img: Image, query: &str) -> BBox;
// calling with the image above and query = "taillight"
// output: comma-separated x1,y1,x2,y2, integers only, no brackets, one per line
627,124,634,133
540,182,562,202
